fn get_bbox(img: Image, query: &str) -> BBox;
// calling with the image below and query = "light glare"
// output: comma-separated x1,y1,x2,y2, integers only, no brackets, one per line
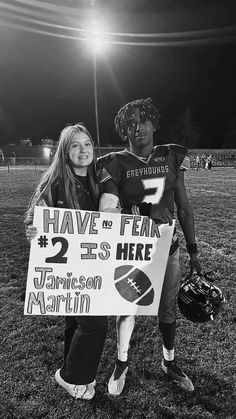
87,20,109,54
43,147,50,158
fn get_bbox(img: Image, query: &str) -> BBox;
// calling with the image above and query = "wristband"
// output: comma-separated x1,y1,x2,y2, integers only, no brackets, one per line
186,243,198,255
121,202,152,216
137,202,152,216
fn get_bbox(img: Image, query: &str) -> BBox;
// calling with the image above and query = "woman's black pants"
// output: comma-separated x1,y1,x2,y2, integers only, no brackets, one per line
60,315,108,385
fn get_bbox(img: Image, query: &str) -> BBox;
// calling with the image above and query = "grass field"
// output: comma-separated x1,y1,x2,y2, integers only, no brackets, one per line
0,167,235,419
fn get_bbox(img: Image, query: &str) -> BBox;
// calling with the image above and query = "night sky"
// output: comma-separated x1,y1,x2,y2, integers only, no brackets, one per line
0,0,236,147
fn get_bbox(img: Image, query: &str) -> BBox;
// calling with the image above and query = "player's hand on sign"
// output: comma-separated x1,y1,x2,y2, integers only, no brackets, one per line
26,226,38,242
149,199,173,225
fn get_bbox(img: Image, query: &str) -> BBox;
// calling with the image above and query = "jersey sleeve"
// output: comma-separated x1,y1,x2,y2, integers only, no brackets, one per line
96,153,121,196
169,144,190,171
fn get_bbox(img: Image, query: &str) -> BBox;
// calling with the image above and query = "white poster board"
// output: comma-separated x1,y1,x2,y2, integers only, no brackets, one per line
24,206,175,316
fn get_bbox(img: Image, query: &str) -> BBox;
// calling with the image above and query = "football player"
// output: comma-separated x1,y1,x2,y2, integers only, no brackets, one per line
97,98,201,395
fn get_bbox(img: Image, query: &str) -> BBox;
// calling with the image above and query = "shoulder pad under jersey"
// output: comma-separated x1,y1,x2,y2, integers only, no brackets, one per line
97,149,126,163
167,143,188,156
160,143,189,170
97,150,128,170
97,152,116,168
97,151,127,183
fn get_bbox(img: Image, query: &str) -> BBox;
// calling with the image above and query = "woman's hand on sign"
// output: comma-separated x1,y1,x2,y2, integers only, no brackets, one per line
103,207,121,213
26,226,38,242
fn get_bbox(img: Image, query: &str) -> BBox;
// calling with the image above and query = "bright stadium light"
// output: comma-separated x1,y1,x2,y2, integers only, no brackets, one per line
43,147,50,159
89,20,109,54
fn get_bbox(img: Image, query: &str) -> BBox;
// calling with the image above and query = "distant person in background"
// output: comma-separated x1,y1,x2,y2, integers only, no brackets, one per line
25,123,107,400
190,155,195,169
12,152,16,166
206,155,213,170
201,154,206,170
196,154,200,171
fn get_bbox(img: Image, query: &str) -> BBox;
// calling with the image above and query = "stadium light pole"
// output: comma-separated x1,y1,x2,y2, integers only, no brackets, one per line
92,42,101,157
88,22,107,157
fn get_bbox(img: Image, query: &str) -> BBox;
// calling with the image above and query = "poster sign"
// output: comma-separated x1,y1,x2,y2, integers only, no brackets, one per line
24,206,175,316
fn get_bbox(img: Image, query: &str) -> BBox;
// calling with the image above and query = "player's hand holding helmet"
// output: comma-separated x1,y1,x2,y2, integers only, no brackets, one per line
178,270,225,323
189,253,201,275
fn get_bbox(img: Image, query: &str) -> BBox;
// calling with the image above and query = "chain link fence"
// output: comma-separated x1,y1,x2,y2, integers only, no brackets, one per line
0,147,125,172
0,157,50,172
0,149,235,172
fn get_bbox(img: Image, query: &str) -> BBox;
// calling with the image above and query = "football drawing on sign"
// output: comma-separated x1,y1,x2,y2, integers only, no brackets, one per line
114,265,154,306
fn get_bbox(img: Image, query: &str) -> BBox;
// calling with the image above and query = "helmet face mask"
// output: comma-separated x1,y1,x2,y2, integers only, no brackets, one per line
178,271,225,322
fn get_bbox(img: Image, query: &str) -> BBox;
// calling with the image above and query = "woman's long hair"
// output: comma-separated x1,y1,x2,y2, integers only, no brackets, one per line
25,123,100,224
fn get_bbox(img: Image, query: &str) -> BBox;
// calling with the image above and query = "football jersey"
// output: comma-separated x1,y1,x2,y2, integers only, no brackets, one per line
97,144,190,216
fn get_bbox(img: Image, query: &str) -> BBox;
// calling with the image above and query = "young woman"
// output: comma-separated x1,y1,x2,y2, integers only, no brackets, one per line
25,123,108,400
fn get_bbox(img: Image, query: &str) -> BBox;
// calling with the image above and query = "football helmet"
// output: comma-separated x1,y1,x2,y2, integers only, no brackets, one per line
178,270,225,322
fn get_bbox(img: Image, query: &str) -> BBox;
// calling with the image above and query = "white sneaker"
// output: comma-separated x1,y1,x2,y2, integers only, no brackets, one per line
108,361,128,396
55,369,96,399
